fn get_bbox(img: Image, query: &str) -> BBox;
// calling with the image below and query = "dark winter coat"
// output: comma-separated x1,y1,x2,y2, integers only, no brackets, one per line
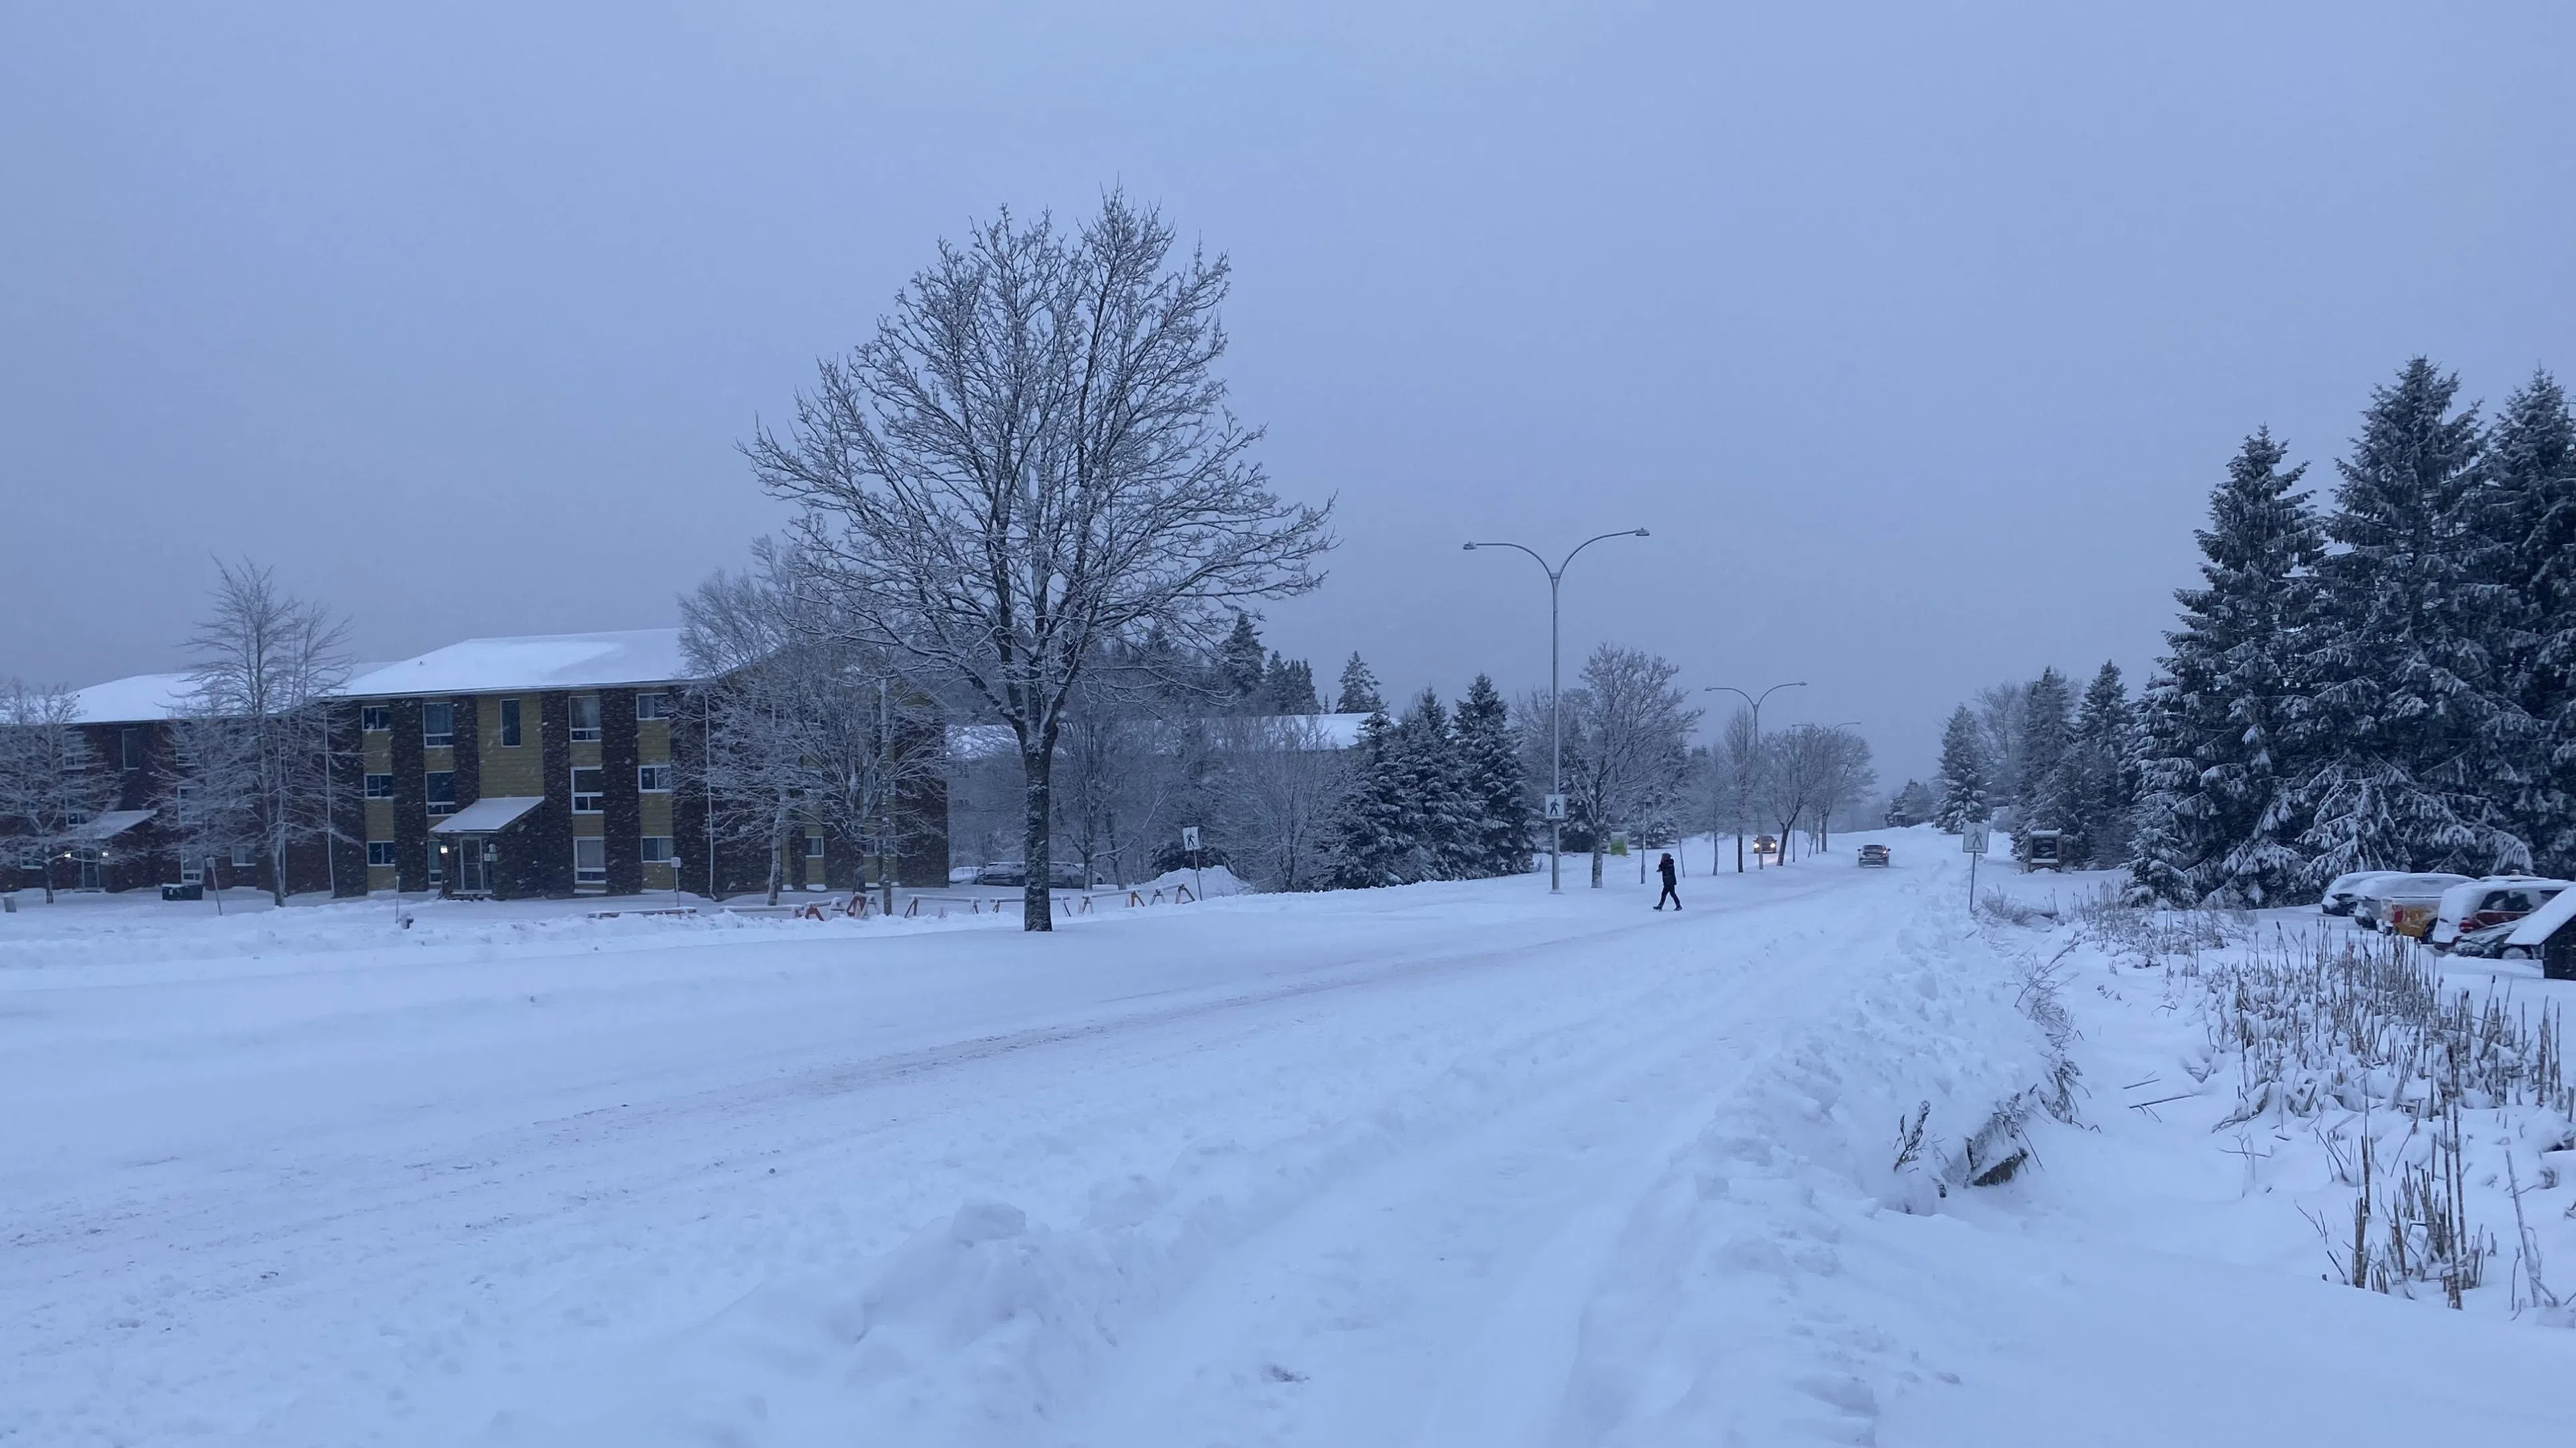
1657,855,1677,885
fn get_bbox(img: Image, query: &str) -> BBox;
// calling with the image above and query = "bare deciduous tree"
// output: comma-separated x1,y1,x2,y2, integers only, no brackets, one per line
1762,723,1877,861
683,542,945,908
0,680,113,903
748,194,1333,930
1212,713,1348,891
1557,645,1699,887
168,560,352,904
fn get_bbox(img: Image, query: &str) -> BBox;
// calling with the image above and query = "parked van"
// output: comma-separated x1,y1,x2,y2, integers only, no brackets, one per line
2427,878,2570,951
2322,870,2407,917
2354,873,2471,936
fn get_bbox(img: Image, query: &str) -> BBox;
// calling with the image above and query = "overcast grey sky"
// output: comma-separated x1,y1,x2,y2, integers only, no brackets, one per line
5,2,2569,783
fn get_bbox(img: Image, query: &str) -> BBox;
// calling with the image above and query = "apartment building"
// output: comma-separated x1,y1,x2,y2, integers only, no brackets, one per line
343,629,948,901
342,631,701,898
11,627,949,901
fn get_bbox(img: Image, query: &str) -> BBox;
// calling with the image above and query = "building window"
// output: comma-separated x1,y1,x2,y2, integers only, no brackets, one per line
231,843,256,867
641,835,674,863
362,705,390,732
569,695,601,743
425,771,456,814
636,691,669,721
364,773,394,799
637,763,674,793
121,727,145,771
573,836,607,885
180,856,203,884
422,703,454,748
428,843,444,886
805,832,825,859
367,841,397,867
571,767,604,813
499,698,523,747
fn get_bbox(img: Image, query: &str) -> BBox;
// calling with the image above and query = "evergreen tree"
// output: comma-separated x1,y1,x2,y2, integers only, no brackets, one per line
1325,707,1409,887
1335,653,1384,713
1263,652,1321,715
2129,428,2325,906
2296,358,2529,880
1883,779,1936,828
2069,661,2137,867
1933,706,1991,831
2013,667,2078,855
1218,613,1268,706
1391,688,1472,879
2481,370,2576,875
1452,674,1532,876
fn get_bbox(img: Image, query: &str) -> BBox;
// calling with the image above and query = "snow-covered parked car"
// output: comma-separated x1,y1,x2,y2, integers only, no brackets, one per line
2321,870,2407,917
2448,918,2529,960
974,860,1089,889
2427,878,2569,952
2352,873,2471,936
2503,888,2576,978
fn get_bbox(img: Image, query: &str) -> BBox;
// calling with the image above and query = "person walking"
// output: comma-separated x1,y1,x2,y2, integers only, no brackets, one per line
1654,851,1681,910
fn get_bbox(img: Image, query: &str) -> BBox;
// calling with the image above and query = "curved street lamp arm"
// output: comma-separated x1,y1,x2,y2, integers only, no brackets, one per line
1462,540,1558,579
1556,527,1652,573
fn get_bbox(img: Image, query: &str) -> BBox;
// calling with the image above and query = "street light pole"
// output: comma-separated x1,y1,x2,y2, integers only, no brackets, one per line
1704,680,1806,873
1464,528,1651,893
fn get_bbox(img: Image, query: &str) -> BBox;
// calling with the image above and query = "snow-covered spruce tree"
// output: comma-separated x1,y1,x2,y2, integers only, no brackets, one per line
1883,779,1936,828
1217,613,1269,709
748,194,1332,931
1325,707,1409,887
2295,359,2529,881
1933,705,1991,831
2128,429,2324,904
2480,370,2576,875
1452,674,1532,876
1262,652,1320,715
0,680,113,903
2011,667,2077,858
1335,653,1384,714
1391,688,1472,879
2068,662,2137,869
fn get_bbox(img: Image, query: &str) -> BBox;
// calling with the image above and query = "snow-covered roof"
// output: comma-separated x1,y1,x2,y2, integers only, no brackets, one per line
429,797,545,834
342,630,694,699
67,809,156,841
947,711,1374,762
2508,885,2576,948
68,672,198,724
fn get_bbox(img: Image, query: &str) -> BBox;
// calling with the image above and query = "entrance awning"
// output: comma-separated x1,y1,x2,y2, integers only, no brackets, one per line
67,809,155,842
428,797,543,835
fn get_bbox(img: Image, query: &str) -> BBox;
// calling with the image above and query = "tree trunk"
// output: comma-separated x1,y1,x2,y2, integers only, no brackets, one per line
765,829,783,906
1022,743,1054,932
1590,846,1604,888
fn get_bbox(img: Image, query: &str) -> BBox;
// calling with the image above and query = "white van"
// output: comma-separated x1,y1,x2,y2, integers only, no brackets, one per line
2427,878,2569,951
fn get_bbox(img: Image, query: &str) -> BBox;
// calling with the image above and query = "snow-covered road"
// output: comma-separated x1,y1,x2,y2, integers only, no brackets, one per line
17,836,2567,1446
11,845,2009,1445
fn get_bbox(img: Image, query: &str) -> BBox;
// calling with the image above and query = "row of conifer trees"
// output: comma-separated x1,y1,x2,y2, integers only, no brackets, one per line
1917,358,2575,905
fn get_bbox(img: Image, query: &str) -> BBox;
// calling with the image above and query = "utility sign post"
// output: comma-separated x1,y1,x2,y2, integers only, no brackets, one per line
1961,822,1989,908
1182,827,1203,898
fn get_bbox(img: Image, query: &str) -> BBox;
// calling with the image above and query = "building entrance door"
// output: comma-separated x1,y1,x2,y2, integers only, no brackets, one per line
454,837,495,895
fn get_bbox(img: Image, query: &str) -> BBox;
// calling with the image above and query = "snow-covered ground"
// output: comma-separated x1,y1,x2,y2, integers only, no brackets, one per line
5,830,2573,1445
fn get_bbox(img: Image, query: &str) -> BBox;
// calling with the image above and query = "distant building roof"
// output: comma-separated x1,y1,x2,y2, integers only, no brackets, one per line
342,630,694,699
948,711,1374,762
68,673,197,724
